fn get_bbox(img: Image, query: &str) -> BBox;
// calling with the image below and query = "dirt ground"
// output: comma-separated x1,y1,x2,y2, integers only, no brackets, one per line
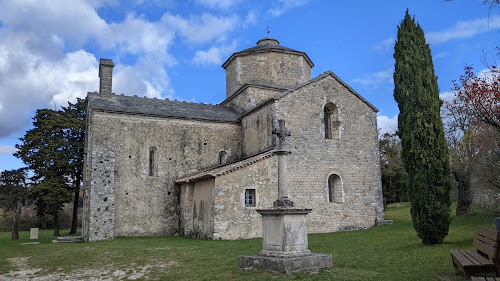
1,257,179,280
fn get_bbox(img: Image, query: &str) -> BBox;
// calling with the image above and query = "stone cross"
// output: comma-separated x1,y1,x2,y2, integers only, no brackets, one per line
272,119,291,152
272,119,293,207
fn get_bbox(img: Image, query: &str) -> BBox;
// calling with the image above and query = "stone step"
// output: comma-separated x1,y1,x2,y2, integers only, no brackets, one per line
52,236,83,243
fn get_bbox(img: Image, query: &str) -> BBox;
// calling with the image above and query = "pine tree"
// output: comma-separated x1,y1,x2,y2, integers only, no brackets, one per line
61,98,86,234
15,109,72,236
0,168,30,240
393,11,451,245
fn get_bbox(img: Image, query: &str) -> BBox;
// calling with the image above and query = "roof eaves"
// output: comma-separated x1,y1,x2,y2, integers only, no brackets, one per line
175,149,277,184
89,108,241,124
222,48,314,69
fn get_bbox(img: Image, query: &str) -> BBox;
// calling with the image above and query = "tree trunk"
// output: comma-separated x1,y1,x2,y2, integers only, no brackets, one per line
12,200,21,240
70,175,81,234
53,210,60,237
454,169,472,215
37,214,46,229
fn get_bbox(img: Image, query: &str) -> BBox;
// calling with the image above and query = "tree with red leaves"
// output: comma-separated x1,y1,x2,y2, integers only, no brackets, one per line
452,66,500,130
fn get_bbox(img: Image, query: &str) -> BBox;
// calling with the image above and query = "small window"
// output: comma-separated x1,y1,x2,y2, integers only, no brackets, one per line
328,174,343,203
245,189,256,207
324,103,340,140
218,151,229,165
148,147,158,177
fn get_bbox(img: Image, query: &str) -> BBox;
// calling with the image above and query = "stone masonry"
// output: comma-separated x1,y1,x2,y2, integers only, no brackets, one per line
83,37,385,242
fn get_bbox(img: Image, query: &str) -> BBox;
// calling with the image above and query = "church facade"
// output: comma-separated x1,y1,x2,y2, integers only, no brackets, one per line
82,37,385,242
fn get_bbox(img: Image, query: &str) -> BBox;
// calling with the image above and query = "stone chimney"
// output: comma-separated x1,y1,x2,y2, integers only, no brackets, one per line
99,58,114,95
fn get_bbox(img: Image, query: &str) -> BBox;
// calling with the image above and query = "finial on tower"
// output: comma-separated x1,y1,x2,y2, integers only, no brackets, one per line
266,26,270,37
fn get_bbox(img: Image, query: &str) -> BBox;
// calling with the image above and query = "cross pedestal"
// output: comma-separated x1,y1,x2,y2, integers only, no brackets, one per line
239,205,333,273
259,208,312,256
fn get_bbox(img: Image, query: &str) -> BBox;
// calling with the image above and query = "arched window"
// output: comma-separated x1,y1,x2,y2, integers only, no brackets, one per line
328,174,344,203
218,150,229,165
324,103,340,140
148,147,158,177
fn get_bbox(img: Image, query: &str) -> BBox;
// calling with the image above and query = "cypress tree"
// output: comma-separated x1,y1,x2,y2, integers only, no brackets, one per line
393,11,451,245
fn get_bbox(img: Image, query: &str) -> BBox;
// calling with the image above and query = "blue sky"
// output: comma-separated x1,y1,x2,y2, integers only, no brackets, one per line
0,0,498,172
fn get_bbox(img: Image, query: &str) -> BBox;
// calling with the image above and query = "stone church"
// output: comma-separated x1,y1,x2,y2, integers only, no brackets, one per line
82,37,385,242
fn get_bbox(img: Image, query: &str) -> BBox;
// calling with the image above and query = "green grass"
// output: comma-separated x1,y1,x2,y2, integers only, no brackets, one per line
0,202,498,280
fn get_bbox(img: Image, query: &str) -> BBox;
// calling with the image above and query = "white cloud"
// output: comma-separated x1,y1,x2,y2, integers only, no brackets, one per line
193,40,238,65
374,37,394,52
0,0,176,137
427,15,500,45
268,0,311,17
244,11,257,27
0,145,18,156
351,67,394,88
439,91,455,102
162,13,239,44
104,13,176,62
195,0,243,10
433,52,449,60
113,59,172,98
0,0,247,138
0,44,99,137
377,114,398,135
0,0,108,49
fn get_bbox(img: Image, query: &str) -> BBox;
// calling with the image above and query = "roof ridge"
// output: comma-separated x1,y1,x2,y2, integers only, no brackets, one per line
272,71,379,112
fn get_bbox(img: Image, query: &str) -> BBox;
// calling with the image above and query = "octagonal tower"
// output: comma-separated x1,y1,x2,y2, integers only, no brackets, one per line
222,38,314,99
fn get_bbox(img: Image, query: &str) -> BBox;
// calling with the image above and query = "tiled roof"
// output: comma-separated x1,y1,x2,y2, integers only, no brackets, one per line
88,92,241,123
176,149,277,184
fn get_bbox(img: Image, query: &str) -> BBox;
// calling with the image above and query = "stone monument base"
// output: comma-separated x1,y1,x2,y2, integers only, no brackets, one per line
239,253,333,274
239,200,333,273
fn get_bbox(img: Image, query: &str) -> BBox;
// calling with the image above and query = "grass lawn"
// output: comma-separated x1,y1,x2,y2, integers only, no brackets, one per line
0,202,498,280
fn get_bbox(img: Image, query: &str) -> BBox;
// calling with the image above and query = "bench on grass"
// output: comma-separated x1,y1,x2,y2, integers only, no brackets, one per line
450,226,500,280
471,277,500,281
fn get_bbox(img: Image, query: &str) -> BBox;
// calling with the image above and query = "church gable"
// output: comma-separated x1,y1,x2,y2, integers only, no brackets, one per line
273,71,378,113
270,73,382,232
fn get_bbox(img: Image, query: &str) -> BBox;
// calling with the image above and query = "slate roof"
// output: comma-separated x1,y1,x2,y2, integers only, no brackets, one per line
87,92,241,123
176,149,277,184
222,38,314,68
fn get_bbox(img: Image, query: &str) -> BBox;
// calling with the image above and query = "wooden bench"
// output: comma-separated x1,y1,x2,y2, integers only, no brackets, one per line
471,277,500,281
451,226,500,280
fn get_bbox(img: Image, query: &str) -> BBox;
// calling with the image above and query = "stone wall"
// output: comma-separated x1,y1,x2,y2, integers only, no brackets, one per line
83,108,116,242
179,179,215,239
275,74,383,233
241,102,275,157
225,52,311,97
225,57,240,99
84,110,241,240
83,145,116,242
223,85,281,113
212,156,278,240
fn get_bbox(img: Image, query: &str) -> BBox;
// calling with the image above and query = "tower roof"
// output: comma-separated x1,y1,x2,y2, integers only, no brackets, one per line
221,37,314,68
